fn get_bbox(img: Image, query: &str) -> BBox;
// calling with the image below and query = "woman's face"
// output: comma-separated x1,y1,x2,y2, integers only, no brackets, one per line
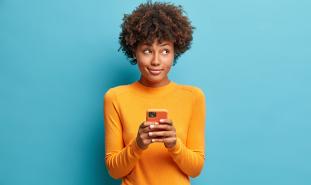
134,39,174,87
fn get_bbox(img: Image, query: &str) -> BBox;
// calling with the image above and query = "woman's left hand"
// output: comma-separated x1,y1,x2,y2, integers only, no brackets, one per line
148,118,177,148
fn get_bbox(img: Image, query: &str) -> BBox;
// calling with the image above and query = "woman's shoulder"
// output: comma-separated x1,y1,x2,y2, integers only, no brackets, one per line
104,82,137,99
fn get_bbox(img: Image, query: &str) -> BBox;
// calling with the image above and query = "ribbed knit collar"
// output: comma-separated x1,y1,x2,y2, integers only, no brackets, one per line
131,80,177,97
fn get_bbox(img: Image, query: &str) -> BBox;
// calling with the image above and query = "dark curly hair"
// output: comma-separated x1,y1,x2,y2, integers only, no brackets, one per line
119,1,194,65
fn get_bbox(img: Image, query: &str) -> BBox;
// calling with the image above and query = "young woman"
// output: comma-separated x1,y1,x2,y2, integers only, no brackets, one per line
104,2,206,185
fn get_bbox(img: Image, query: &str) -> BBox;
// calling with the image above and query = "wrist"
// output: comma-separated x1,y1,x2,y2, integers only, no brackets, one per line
167,137,181,153
136,137,147,150
165,141,176,149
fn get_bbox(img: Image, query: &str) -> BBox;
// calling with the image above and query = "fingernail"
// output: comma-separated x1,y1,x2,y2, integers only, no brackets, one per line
150,125,154,128
152,139,155,142
159,119,164,122
149,132,152,136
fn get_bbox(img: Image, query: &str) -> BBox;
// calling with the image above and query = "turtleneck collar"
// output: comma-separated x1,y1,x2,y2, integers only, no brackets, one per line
131,80,176,97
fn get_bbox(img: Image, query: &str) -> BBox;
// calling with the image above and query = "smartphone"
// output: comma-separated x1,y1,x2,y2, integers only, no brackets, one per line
146,109,168,124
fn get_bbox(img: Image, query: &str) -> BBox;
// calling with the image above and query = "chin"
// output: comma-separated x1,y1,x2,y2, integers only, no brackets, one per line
146,75,165,83
147,78,162,83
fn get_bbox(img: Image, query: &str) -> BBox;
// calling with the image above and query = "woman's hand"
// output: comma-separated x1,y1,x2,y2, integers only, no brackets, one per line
136,119,177,150
147,119,177,149
136,121,155,150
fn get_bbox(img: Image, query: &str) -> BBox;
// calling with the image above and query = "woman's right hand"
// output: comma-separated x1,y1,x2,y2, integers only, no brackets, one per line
136,121,156,150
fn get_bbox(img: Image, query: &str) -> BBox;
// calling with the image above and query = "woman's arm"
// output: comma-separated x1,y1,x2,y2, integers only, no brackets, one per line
167,88,206,177
104,89,143,179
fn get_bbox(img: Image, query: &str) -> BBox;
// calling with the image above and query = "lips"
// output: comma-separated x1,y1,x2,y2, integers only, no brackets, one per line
148,68,163,75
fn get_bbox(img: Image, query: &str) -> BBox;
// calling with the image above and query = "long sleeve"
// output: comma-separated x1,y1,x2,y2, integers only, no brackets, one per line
103,89,144,179
167,88,206,177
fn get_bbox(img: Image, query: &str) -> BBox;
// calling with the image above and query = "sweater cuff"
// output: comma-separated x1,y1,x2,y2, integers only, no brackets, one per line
129,138,144,157
167,137,182,155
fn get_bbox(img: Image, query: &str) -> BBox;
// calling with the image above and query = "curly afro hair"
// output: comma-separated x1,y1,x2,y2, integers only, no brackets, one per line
119,1,194,65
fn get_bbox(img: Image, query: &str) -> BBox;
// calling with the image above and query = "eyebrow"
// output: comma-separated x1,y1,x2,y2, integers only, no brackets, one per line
159,43,169,46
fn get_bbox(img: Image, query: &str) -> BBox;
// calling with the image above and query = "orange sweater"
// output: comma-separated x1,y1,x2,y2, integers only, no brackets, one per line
104,81,206,185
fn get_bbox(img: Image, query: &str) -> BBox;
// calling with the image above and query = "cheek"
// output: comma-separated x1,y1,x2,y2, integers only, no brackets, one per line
137,60,148,74
137,55,149,66
137,62,144,72
160,64,172,76
164,65,172,73
163,56,174,69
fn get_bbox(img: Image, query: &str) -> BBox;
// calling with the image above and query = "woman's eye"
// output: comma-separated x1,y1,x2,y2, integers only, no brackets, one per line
162,49,169,55
143,49,151,54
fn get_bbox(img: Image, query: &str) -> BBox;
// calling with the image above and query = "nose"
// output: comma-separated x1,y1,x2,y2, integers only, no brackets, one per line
151,52,160,66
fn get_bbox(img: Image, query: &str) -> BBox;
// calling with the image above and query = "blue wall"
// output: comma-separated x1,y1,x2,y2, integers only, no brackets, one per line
1,0,311,184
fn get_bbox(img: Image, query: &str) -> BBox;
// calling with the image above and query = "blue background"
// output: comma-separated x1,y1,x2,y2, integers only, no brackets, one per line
1,0,310,184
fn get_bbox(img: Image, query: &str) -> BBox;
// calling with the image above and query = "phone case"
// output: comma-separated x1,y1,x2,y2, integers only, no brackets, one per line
146,109,168,124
